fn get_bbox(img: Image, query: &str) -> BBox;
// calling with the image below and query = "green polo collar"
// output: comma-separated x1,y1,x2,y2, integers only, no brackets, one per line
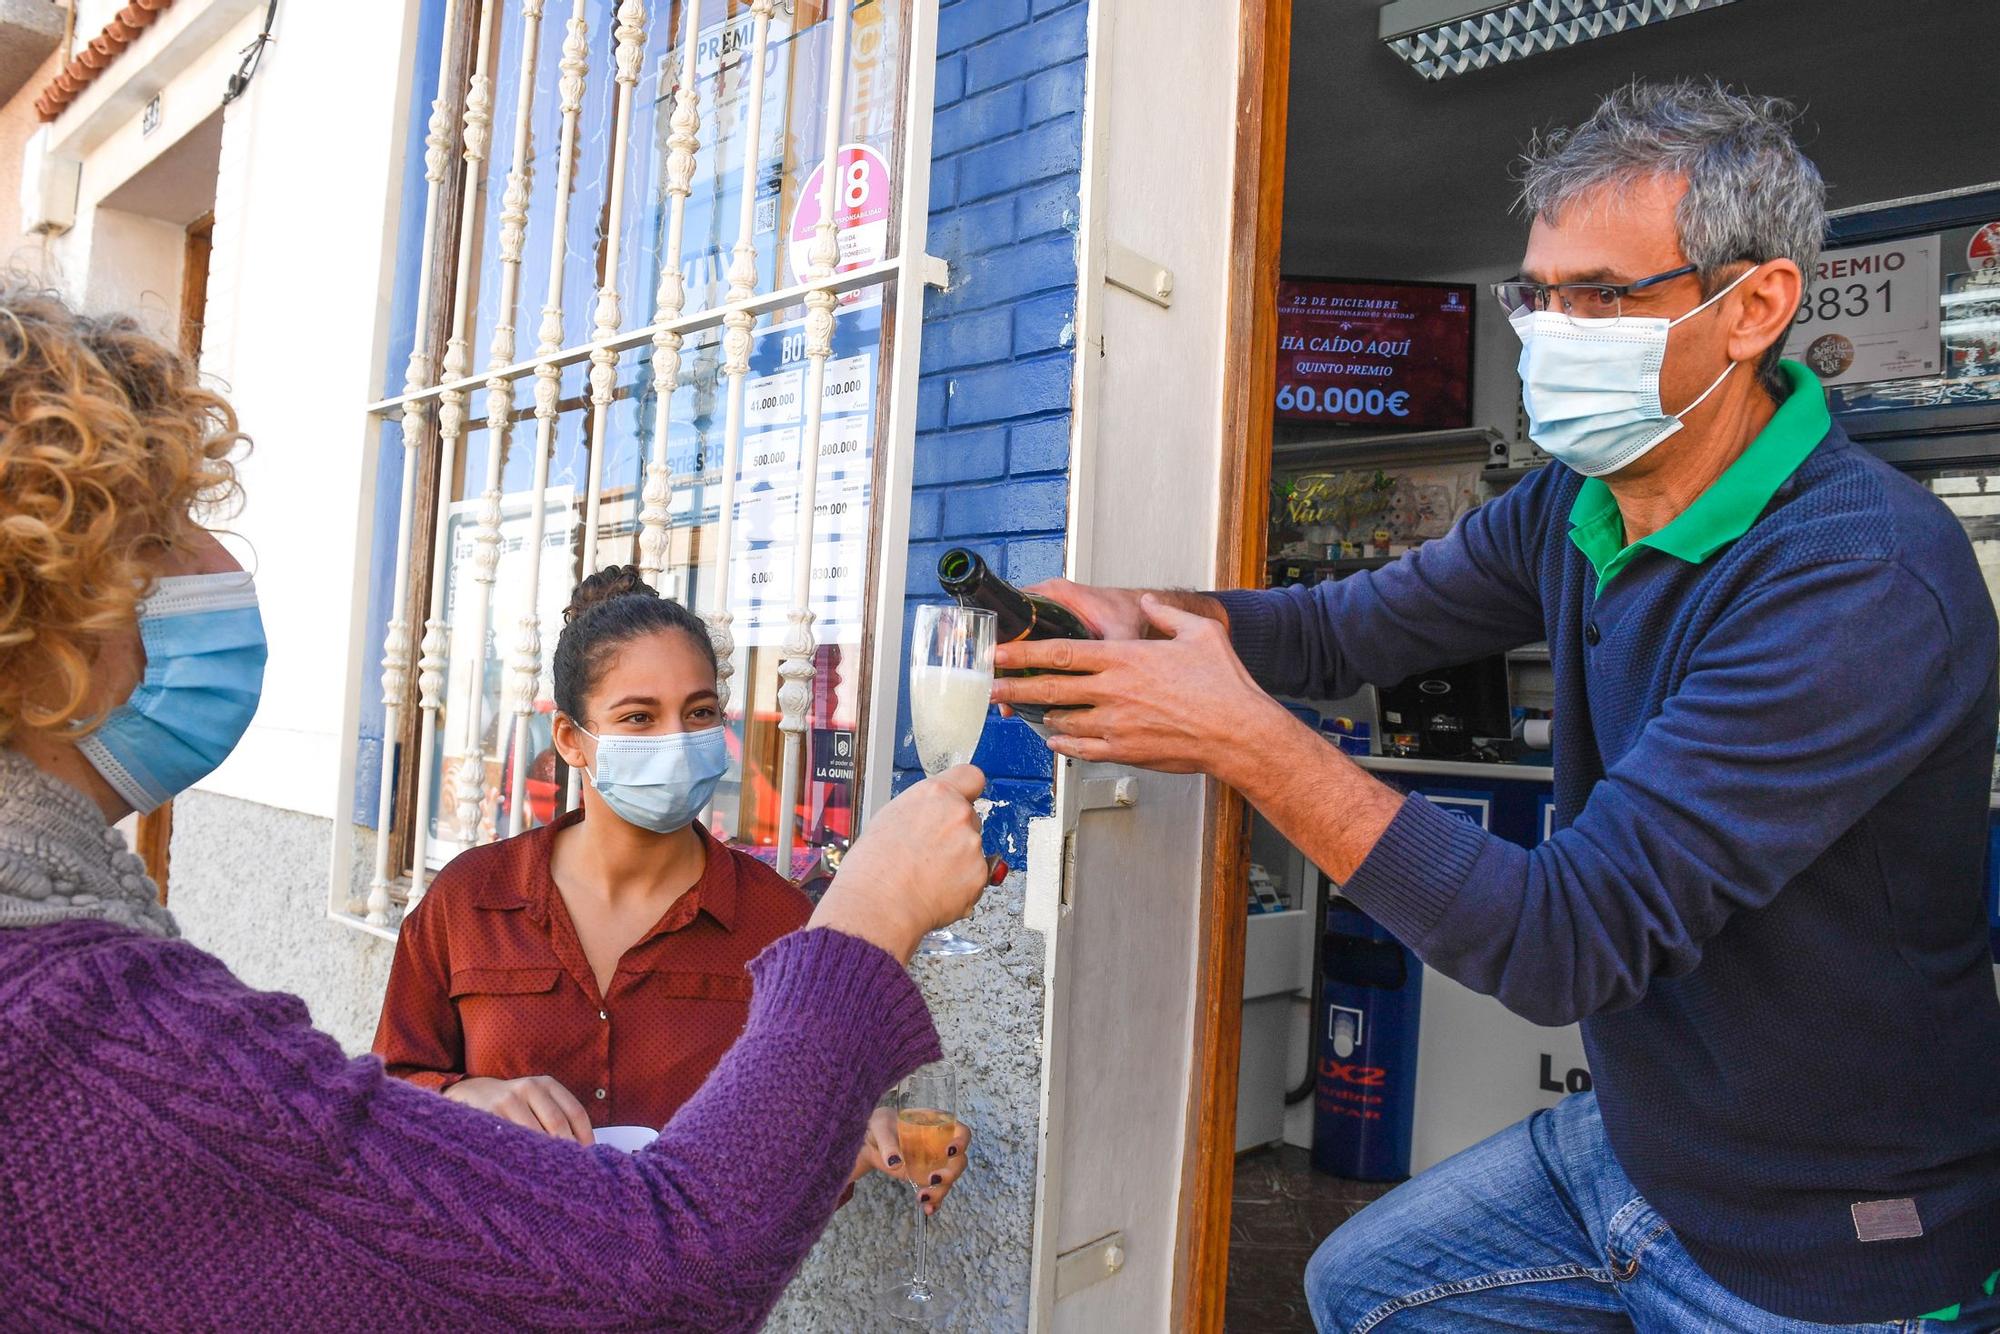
1567,359,1831,587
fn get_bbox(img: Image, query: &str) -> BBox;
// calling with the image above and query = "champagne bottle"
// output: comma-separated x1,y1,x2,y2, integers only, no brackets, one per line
937,548,1096,724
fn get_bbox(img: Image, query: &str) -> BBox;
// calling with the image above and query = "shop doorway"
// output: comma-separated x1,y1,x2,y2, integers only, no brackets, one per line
1197,3,2000,1330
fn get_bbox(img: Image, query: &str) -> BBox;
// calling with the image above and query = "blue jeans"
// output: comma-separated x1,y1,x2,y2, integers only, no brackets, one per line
1305,1094,1999,1333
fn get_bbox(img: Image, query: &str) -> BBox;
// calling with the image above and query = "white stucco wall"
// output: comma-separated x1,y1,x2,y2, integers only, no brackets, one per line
79,203,185,338
170,792,396,1053
28,0,408,823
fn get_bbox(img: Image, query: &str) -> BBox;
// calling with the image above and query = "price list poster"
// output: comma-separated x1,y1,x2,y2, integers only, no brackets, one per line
651,0,900,651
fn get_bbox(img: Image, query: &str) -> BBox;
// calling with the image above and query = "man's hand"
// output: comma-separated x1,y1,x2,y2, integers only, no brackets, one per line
1022,578,1148,640
991,594,1283,785
850,1106,974,1217
1023,578,1227,642
446,1075,597,1144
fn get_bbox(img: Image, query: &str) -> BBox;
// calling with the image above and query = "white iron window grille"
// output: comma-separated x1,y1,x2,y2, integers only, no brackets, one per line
333,0,944,934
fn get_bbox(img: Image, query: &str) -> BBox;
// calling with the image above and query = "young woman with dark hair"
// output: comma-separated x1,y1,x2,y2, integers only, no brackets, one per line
374,566,972,1208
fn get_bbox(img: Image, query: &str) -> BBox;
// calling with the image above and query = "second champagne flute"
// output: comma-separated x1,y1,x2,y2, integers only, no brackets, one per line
875,1063,962,1326
908,603,996,958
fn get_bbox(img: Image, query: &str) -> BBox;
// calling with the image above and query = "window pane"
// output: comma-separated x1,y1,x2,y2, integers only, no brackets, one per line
410,0,912,874
458,0,911,372
424,302,889,868
1791,228,2000,418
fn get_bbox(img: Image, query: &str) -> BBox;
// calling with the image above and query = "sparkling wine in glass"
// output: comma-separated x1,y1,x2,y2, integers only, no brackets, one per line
908,604,995,958
876,1064,962,1326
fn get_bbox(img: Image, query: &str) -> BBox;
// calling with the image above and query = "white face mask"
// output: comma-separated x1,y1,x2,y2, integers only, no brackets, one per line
578,724,729,834
1509,265,1758,477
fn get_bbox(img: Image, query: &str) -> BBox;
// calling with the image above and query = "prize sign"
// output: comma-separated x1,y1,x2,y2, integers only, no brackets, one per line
790,143,892,304
1274,279,1474,429
1783,236,1941,385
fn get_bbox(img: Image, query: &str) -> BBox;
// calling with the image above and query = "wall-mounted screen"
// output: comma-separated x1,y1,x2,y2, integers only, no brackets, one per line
1275,277,1475,429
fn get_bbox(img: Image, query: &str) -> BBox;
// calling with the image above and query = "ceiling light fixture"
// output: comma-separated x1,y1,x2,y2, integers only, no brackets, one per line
1378,0,1740,81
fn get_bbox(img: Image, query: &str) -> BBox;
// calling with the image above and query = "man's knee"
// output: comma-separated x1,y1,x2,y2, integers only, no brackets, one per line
1303,1205,1401,1333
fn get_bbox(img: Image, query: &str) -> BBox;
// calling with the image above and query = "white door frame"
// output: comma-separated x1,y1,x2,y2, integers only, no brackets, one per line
1024,0,1289,1328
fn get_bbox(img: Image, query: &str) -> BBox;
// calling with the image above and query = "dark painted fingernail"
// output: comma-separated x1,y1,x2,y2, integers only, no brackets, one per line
919,1193,932,1205
886,1155,901,1167
947,1145,959,1157
930,1172,943,1185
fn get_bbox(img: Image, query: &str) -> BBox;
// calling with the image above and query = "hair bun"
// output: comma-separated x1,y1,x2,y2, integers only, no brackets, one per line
563,564,655,623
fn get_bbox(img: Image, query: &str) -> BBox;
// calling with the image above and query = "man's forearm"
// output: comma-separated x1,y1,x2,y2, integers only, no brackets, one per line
1223,695,1404,884
1136,589,1227,638
1155,589,1227,625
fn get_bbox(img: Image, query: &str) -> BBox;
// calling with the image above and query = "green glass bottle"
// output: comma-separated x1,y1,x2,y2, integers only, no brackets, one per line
936,548,1096,725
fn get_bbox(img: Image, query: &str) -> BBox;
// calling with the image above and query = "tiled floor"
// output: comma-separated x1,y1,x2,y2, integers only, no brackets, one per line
1225,1145,1394,1333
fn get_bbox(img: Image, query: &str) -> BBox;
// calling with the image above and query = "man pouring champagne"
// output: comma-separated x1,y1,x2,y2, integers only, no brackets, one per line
990,81,2000,1333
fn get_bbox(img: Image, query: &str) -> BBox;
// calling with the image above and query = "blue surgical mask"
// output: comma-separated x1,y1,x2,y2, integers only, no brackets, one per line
79,572,267,814
579,724,729,834
1509,266,1757,477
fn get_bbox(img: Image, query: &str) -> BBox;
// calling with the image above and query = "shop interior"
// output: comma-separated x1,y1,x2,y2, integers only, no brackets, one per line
1224,3,2000,1328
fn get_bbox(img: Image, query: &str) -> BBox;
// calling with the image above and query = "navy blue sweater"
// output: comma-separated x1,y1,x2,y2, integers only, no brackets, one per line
1220,423,2000,1322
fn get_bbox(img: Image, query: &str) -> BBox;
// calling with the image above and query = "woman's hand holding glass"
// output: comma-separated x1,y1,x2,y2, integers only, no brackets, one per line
874,1064,966,1324
806,766,991,964
850,1105,973,1215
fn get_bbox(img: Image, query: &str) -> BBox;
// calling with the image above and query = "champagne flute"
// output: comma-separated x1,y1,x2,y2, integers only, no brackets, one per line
908,604,996,958
875,1064,962,1326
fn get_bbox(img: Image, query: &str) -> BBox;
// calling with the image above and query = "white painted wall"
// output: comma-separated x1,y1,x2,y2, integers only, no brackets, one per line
80,204,184,336
188,1,413,822
32,1,414,820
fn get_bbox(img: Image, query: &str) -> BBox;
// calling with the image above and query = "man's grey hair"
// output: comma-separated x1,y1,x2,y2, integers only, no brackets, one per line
1518,80,1826,394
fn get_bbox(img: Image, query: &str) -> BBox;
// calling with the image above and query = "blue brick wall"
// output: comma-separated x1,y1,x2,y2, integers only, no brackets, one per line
897,0,1088,863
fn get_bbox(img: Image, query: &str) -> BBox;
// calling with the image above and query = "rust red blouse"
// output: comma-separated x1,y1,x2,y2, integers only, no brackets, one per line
373,811,812,1129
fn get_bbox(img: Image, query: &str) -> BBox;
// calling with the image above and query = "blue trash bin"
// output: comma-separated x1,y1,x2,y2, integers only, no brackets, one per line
1312,897,1423,1182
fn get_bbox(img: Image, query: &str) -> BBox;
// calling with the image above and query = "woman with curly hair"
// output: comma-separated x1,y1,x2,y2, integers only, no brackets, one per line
0,286,993,1331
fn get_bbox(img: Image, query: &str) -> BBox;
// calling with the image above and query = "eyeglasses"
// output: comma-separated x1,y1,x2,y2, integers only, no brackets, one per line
1491,263,1700,319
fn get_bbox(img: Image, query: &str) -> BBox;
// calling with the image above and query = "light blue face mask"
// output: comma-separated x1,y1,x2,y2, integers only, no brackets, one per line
579,724,729,834
79,572,267,814
1509,265,1757,477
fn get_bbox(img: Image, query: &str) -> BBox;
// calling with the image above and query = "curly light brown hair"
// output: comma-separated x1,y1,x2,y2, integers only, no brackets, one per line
0,286,244,744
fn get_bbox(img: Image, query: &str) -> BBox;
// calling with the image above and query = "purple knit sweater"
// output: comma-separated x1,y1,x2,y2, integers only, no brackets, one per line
0,919,940,1330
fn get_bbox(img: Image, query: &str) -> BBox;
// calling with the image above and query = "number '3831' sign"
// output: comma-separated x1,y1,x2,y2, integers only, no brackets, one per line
1781,236,1940,386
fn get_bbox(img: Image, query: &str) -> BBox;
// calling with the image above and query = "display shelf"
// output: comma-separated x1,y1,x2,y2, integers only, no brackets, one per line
1273,424,1505,468
1355,754,1554,783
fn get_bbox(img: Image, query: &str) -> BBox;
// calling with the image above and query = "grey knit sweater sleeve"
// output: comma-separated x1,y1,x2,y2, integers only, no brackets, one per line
0,920,939,1332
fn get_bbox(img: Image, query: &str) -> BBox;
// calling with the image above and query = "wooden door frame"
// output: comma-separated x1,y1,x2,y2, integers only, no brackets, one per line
1175,0,1291,1328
